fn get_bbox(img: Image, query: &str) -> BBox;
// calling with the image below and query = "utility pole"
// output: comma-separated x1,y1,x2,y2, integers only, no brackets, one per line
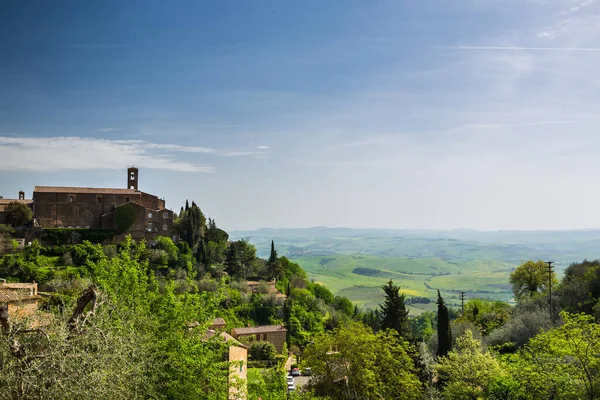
546,261,554,322
459,291,466,317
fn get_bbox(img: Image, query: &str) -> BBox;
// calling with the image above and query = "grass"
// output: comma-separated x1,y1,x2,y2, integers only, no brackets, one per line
293,254,516,310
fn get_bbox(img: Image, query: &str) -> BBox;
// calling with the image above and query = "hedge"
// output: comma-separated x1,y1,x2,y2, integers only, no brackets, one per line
41,228,116,246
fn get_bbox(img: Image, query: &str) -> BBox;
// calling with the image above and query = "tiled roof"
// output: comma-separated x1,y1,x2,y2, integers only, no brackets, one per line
204,329,248,348
0,199,33,205
212,317,226,326
0,199,33,212
231,325,287,335
34,186,138,195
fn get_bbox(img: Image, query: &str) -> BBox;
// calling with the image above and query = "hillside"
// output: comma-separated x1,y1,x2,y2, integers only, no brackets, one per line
231,227,600,309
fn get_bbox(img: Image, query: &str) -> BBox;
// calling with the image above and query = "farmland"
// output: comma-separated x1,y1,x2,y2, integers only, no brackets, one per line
231,227,597,311
292,254,515,312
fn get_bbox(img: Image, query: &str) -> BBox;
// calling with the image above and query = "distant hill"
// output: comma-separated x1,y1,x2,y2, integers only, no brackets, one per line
231,227,600,266
231,227,600,310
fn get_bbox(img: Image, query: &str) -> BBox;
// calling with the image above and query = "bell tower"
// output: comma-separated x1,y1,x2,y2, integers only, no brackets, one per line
127,167,139,191
18,191,25,200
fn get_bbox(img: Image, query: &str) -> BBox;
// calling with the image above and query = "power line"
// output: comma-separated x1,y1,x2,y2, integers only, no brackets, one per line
459,291,466,317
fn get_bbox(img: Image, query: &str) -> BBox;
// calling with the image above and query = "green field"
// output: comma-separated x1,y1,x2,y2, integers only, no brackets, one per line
292,254,516,312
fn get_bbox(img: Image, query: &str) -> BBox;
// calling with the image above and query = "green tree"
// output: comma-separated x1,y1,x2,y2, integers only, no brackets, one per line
435,330,505,400
303,323,422,400
558,259,600,316
380,279,410,338
512,312,600,400
225,239,258,278
265,240,283,280
249,341,277,362
510,260,557,300
268,240,277,264
437,290,452,357
5,201,33,227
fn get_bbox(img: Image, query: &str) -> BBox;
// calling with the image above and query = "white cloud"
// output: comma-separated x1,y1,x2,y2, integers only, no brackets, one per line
446,45,600,51
0,136,241,172
97,128,119,132
257,145,270,150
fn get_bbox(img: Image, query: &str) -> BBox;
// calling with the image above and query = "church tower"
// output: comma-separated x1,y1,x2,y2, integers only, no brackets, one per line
127,167,139,191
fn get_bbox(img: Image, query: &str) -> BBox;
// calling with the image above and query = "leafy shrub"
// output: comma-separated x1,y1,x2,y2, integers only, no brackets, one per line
249,341,277,362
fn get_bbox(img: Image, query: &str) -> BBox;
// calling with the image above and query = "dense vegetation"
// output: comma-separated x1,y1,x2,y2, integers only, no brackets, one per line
3,208,600,398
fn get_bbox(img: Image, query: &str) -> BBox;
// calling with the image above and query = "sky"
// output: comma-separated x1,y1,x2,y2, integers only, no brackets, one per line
2,0,600,231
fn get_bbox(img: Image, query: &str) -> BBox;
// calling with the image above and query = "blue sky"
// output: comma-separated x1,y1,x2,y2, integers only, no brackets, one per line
2,0,600,231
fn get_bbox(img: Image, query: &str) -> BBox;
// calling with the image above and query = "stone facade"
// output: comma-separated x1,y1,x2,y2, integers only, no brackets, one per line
229,344,248,400
31,168,175,241
231,325,287,353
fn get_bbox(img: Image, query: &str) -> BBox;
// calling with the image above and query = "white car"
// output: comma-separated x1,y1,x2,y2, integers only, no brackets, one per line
287,382,296,391
286,376,294,384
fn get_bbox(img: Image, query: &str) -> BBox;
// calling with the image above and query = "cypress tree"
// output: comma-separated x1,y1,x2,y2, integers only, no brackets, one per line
380,280,410,338
437,290,452,357
268,240,278,264
267,240,282,280
185,199,189,211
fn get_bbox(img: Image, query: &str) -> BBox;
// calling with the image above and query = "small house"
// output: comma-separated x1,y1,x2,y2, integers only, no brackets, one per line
231,325,287,353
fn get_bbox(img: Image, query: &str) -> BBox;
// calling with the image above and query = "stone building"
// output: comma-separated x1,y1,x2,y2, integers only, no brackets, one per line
204,328,248,400
32,168,175,241
231,325,287,353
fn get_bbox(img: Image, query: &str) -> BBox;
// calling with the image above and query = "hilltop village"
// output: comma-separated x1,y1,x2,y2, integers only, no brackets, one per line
2,170,600,399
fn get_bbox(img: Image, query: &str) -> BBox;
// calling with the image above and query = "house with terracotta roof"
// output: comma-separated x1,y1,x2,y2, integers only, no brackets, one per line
31,167,174,241
204,328,248,400
231,325,287,353
211,317,227,330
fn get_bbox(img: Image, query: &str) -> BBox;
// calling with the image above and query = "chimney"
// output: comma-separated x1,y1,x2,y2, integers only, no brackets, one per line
18,191,25,200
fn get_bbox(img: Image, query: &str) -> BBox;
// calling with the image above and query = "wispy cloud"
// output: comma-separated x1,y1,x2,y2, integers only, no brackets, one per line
446,45,600,51
257,145,270,150
67,43,126,49
0,137,268,172
96,128,119,132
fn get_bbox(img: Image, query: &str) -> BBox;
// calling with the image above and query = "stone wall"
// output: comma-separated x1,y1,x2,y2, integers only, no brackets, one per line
229,345,248,400
33,192,142,229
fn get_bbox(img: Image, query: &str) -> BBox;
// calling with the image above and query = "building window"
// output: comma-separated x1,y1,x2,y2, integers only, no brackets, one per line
148,212,153,219
97,197,102,204
263,334,267,340
68,196,74,203
137,225,141,230
162,224,167,231
125,197,130,203
148,222,153,230
256,334,260,341
163,212,168,219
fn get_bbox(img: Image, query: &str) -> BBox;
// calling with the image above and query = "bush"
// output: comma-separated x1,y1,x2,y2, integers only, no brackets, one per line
41,229,115,245
249,341,277,362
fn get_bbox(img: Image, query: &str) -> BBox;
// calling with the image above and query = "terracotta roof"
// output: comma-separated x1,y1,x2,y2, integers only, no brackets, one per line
212,317,226,327
0,199,33,212
34,186,138,195
0,288,40,303
205,329,248,348
0,199,33,205
231,325,287,335
245,280,276,286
